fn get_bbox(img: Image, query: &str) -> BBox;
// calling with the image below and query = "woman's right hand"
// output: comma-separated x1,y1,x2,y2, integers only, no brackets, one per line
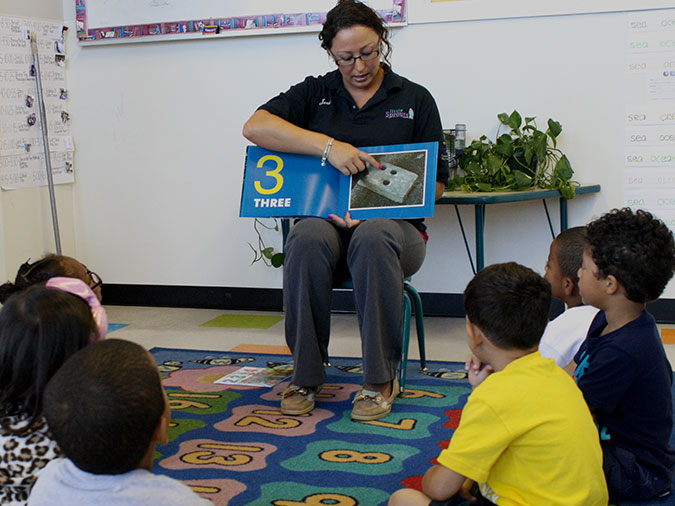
328,140,382,176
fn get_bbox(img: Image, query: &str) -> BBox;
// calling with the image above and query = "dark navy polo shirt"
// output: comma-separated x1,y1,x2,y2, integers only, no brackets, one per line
574,310,675,481
258,67,449,185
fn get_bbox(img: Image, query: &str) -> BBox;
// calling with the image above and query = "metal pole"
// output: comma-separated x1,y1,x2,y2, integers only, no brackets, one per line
30,32,62,254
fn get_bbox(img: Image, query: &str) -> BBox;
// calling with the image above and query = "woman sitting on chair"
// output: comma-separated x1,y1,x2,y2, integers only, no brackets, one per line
242,0,449,421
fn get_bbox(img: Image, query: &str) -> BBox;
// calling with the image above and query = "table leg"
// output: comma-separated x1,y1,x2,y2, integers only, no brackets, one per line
559,198,568,232
475,204,485,271
454,205,477,275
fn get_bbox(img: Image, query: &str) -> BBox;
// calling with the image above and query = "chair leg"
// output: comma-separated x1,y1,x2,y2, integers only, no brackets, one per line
404,283,426,371
399,292,412,392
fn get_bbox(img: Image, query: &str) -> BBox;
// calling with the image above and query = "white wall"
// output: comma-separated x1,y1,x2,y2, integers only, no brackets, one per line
59,3,674,298
0,1,71,284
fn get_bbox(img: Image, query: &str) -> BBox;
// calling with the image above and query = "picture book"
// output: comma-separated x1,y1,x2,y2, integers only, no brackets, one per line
239,141,439,220
214,365,293,388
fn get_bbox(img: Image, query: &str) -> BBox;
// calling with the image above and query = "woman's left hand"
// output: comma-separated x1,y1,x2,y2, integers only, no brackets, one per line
328,212,361,230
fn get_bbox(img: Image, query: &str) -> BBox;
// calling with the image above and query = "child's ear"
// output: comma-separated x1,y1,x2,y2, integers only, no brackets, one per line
153,391,171,446
465,320,485,350
153,411,169,446
562,276,575,296
605,274,620,295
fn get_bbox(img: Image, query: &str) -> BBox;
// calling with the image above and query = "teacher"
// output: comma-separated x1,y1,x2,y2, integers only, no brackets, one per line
243,0,449,421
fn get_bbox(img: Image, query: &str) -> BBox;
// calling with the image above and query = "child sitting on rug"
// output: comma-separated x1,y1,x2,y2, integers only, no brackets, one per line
539,226,599,374
28,338,211,506
574,207,675,502
0,254,103,303
0,279,106,505
389,262,608,506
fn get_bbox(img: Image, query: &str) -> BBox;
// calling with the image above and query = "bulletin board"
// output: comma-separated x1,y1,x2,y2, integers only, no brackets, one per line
407,0,675,24
75,0,407,44
0,16,74,190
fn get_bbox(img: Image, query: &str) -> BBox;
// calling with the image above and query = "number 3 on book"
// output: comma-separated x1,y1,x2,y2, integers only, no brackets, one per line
254,155,284,195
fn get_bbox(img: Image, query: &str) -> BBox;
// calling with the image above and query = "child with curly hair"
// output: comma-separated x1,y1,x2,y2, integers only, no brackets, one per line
574,207,675,501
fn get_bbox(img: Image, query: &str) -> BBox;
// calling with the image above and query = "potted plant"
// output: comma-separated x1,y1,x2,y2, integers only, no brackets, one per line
448,110,576,198
249,218,285,268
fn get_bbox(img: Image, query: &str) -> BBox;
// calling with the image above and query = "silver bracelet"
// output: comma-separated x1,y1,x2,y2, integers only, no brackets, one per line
321,137,334,166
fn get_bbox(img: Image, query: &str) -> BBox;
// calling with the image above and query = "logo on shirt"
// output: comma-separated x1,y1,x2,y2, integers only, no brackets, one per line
319,98,332,106
385,108,414,120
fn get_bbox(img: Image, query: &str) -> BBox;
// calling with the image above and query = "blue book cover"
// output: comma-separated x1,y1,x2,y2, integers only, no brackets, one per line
240,142,438,220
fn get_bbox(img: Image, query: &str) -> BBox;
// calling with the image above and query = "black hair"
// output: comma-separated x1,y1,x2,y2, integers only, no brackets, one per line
43,339,166,475
585,207,675,303
464,262,552,350
0,255,75,304
0,284,95,432
319,0,392,66
555,226,587,282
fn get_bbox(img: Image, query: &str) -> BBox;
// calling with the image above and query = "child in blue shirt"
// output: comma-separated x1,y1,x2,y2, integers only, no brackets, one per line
574,207,675,501
28,339,211,506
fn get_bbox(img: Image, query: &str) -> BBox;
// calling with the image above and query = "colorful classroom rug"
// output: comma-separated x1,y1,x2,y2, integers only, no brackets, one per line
151,347,675,506
150,347,471,506
200,314,284,329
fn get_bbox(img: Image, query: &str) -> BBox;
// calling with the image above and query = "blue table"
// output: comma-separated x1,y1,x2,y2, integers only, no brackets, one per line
437,184,601,273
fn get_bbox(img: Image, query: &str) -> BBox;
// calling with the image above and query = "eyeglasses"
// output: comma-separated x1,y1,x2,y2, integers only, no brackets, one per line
332,48,380,67
85,267,103,291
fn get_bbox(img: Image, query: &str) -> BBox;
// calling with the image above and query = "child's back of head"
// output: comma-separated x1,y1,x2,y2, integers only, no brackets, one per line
0,283,97,428
545,226,587,305
585,207,675,303
43,338,166,475
0,280,103,505
464,261,551,350
0,255,103,304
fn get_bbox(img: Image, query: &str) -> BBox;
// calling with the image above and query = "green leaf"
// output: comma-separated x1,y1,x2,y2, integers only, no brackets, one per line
547,118,562,138
494,135,514,156
507,110,522,130
497,112,509,125
262,247,274,259
554,155,573,180
485,153,504,175
465,160,482,176
476,182,493,192
525,116,536,124
513,169,532,188
534,133,548,162
524,145,535,165
559,181,576,199
271,253,285,268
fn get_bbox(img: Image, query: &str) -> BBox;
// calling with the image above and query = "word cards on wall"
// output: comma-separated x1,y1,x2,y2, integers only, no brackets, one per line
0,16,74,190
625,9,675,232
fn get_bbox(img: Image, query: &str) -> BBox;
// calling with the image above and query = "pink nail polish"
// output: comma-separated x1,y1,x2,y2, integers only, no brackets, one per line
378,164,384,170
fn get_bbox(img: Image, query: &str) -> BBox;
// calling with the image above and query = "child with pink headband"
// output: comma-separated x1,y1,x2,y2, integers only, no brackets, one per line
0,279,106,505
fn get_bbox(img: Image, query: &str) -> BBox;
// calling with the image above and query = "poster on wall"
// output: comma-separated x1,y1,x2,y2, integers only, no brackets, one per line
0,17,74,190
76,0,406,44
624,8,675,234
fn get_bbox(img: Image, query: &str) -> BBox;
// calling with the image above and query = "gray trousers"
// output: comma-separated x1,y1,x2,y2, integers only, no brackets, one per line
283,218,426,387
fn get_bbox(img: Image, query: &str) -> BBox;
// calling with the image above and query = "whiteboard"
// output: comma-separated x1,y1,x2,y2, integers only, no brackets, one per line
408,0,675,24
76,0,406,44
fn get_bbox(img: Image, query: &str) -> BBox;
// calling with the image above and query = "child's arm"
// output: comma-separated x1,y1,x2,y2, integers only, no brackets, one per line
563,360,576,376
422,464,467,501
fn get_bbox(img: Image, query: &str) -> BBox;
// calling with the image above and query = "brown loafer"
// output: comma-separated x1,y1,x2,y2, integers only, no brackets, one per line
281,384,323,415
351,378,399,421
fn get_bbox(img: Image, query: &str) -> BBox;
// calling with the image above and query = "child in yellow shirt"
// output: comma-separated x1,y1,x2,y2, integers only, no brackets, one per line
389,262,608,506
